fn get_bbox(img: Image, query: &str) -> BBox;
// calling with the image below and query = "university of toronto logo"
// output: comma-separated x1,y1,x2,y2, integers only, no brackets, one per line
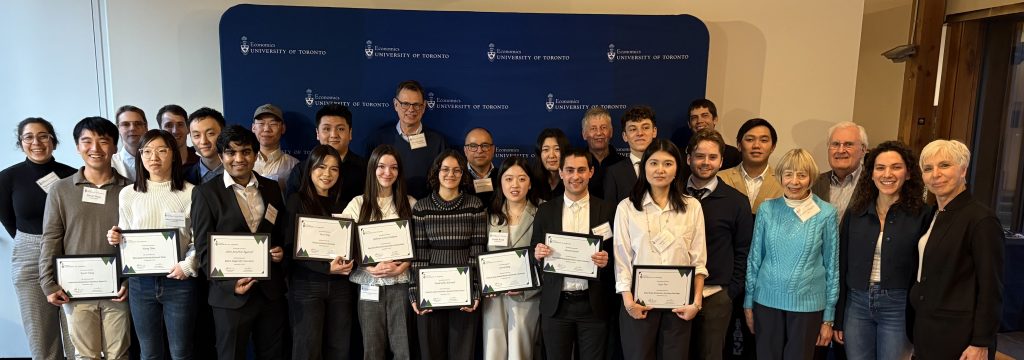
607,44,616,62
427,92,436,110
546,94,555,112
305,89,314,107
240,36,249,56
487,43,496,62
365,40,374,58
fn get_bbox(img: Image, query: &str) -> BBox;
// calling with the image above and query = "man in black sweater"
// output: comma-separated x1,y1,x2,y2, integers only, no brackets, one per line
286,104,366,207
684,129,753,360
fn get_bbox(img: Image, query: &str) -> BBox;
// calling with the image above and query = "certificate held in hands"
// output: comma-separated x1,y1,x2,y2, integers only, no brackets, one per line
356,219,414,264
477,247,541,295
209,233,271,280
55,255,119,299
294,214,353,261
632,265,695,309
417,266,473,309
542,232,602,279
118,229,180,277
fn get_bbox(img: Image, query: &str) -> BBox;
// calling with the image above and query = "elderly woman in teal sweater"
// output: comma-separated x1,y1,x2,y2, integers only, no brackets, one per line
742,149,839,360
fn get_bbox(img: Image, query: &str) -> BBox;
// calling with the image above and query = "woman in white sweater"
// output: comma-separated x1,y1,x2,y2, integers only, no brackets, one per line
106,129,196,360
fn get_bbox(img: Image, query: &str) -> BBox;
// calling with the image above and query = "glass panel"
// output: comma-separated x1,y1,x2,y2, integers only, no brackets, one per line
996,21,1024,235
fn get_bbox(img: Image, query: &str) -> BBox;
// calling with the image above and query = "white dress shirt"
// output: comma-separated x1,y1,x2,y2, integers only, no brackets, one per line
223,171,265,233
112,147,138,182
561,194,592,291
613,193,708,293
253,147,300,191
740,165,769,208
629,153,642,177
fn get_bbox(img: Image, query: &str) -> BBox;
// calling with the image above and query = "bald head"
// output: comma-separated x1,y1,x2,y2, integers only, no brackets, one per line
464,127,495,174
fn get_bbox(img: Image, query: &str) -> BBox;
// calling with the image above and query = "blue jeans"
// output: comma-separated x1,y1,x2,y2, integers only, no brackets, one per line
128,277,198,360
843,285,912,360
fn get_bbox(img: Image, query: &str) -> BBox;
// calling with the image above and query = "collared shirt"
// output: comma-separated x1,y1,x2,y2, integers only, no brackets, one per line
917,211,940,281
829,166,862,220
112,146,138,182
561,193,591,291
629,153,642,177
686,176,719,200
467,163,493,180
740,165,769,208
613,193,708,293
223,171,265,233
394,121,423,143
254,147,300,192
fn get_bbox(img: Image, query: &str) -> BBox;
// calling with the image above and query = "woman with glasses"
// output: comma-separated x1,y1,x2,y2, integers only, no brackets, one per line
106,129,197,359
534,128,569,201
409,150,488,360
0,118,78,360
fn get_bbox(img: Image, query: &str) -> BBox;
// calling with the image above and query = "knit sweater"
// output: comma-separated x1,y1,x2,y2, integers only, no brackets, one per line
411,192,487,269
118,180,197,277
744,195,840,321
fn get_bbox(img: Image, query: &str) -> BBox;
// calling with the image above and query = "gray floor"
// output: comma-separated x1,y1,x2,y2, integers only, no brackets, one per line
1000,332,1024,359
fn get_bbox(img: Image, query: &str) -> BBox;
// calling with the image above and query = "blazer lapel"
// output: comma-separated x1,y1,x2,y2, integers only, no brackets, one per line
216,183,251,232
727,168,748,194
509,204,537,248
921,209,953,271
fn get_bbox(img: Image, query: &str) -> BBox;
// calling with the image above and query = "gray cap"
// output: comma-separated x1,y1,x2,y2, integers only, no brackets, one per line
253,103,283,121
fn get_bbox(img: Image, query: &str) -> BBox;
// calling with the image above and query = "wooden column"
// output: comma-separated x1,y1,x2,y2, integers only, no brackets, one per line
897,0,947,152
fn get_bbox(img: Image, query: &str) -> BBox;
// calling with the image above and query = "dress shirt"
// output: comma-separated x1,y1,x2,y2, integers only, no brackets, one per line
740,165,768,208
223,171,265,233
395,121,423,143
686,176,719,200
467,163,493,180
917,212,939,281
829,166,862,219
112,146,138,182
562,193,591,291
613,193,708,293
254,147,299,191
629,153,642,177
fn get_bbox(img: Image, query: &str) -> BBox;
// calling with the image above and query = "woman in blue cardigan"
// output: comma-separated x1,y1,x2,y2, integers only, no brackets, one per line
743,148,839,360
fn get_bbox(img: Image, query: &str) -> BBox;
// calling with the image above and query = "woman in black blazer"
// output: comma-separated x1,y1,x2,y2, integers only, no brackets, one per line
910,139,1003,360
833,141,930,360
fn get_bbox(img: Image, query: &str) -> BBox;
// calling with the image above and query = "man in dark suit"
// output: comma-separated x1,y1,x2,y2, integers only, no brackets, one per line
532,148,616,360
684,129,754,360
604,105,658,204
192,125,288,360
184,107,225,185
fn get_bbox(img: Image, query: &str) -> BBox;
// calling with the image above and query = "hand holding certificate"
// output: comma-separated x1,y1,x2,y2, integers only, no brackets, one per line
416,266,473,309
209,233,271,279
477,248,540,295
118,229,180,276
294,215,354,261
356,219,414,264
631,265,695,309
541,232,602,279
55,255,120,299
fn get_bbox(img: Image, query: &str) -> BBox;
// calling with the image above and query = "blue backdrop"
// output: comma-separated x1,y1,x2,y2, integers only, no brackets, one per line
219,4,709,161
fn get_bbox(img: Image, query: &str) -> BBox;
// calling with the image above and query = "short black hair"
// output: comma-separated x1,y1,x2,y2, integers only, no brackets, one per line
395,80,425,99
187,107,226,129
16,117,61,148
688,99,717,119
686,129,726,157
621,105,657,129
314,104,353,128
427,149,470,192
735,118,778,145
115,105,147,125
559,148,594,169
73,116,119,147
216,125,260,155
156,105,187,127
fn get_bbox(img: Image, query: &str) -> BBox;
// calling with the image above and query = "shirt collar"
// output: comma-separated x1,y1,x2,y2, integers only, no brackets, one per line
72,167,126,187
686,176,719,194
641,192,674,211
830,165,863,186
563,193,590,209
223,170,258,189
118,146,135,161
395,121,423,140
741,165,769,181
629,153,642,165
467,163,493,179
259,147,283,163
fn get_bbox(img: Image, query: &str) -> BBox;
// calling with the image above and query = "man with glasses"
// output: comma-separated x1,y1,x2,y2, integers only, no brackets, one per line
463,127,499,205
811,121,868,220
603,105,658,203
156,104,200,168
368,80,449,199
251,103,299,192
112,105,149,182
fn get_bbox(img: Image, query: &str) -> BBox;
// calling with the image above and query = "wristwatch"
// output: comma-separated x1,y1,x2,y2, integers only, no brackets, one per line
694,303,702,311
823,321,835,327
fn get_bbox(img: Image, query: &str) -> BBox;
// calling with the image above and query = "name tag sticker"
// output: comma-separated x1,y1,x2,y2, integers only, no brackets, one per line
81,187,107,205
163,212,186,228
408,134,427,150
36,172,60,194
793,199,821,222
360,284,380,302
265,204,279,225
473,178,494,193
592,222,612,241
488,231,510,248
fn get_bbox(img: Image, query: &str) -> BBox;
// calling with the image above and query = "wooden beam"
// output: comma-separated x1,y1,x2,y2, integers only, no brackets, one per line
897,0,947,152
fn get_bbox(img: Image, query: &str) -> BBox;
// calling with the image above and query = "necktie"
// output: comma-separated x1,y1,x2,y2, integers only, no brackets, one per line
687,187,708,199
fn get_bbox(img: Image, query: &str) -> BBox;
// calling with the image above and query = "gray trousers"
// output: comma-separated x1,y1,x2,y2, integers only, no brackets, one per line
11,231,75,360
356,283,411,360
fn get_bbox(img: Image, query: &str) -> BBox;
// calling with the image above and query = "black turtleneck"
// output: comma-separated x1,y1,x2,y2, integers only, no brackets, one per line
0,158,76,237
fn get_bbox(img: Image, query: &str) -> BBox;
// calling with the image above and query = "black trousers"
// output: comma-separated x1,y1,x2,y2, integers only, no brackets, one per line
752,303,822,360
691,290,733,360
416,308,480,360
289,275,355,360
619,306,693,360
541,294,608,360
211,292,289,360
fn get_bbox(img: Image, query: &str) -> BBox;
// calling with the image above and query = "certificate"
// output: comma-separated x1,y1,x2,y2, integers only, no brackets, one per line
416,266,473,309
209,233,270,280
55,255,119,299
117,229,180,277
542,232,602,279
477,247,540,295
356,219,414,264
631,265,695,309
294,214,353,261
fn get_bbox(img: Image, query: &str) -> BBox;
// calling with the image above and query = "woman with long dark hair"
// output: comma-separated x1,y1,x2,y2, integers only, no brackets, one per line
613,139,707,359
534,128,569,201
833,141,930,360
283,144,355,360
482,156,542,359
340,144,417,360
0,118,77,360
106,129,196,359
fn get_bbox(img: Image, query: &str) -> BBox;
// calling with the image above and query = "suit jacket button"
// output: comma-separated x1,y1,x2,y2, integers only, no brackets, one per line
919,295,925,301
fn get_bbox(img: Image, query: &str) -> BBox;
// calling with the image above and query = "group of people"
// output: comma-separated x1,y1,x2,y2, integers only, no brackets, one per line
0,79,1004,360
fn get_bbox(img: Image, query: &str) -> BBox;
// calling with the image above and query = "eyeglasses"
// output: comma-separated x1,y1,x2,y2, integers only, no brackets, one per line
464,143,493,152
140,146,172,159
828,141,859,150
21,133,53,144
440,167,463,175
394,99,425,111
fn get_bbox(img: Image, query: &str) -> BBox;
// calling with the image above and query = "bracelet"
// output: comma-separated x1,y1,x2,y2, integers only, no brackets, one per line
823,321,835,327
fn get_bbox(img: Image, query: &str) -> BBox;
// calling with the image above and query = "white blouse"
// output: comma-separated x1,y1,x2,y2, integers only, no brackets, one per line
613,193,708,293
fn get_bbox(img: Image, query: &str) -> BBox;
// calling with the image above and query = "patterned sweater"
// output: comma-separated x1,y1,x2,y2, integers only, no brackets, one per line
411,192,487,270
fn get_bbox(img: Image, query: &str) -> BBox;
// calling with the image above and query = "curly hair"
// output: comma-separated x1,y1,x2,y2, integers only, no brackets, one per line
848,140,925,215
